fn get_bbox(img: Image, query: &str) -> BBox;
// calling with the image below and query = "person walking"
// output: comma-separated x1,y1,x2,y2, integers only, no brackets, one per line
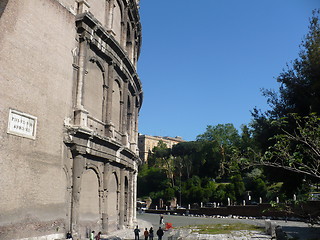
159,215,164,225
95,231,101,240
149,227,154,240
66,231,72,239
90,231,95,240
156,227,164,240
134,225,140,240
144,228,149,240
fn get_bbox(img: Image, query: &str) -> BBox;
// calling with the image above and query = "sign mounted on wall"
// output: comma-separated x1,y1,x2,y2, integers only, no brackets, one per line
7,109,37,139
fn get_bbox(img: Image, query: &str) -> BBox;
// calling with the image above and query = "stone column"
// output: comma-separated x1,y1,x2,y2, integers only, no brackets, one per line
106,0,115,34
74,36,89,127
66,185,73,232
130,23,136,61
131,96,139,152
128,171,134,227
120,20,125,48
102,163,110,233
119,168,125,229
70,154,86,237
120,7,128,48
132,169,138,223
134,38,139,67
120,80,128,133
121,80,129,146
102,80,108,124
99,189,104,225
132,25,139,64
105,62,115,137
75,37,87,109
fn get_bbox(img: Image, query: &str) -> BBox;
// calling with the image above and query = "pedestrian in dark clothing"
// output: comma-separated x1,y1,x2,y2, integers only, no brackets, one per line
134,225,140,240
144,228,149,240
159,215,164,225
95,231,101,240
149,227,154,240
156,227,164,240
66,231,72,239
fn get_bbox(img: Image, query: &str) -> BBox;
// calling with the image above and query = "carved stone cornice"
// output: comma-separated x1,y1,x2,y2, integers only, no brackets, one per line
65,127,140,169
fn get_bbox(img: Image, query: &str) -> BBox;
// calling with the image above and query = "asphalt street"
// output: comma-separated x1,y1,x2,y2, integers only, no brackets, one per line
136,213,320,240
103,213,320,240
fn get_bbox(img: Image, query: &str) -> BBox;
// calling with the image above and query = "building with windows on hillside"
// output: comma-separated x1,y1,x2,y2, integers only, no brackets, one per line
138,135,185,162
0,0,142,239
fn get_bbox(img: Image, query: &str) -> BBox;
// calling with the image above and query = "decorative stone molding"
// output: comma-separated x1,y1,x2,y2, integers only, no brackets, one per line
76,0,90,14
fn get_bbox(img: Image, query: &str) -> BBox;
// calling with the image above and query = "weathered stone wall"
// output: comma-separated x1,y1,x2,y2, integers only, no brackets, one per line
0,0,142,239
0,0,75,238
87,0,106,25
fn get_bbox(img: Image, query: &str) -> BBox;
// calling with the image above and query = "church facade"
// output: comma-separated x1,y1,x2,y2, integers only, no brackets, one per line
0,0,143,239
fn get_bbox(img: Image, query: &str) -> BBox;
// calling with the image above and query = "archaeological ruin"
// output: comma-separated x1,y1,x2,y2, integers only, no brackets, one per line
0,0,143,239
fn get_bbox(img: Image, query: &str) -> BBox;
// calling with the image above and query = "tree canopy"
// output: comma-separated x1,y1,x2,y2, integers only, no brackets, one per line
251,10,320,180
138,10,320,207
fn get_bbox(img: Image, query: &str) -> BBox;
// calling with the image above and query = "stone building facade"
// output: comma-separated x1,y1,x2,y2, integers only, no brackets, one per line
138,135,185,162
0,0,142,239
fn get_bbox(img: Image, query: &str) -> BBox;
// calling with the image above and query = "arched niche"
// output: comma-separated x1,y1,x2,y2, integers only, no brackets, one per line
83,59,106,121
79,169,100,223
113,0,123,43
107,172,119,231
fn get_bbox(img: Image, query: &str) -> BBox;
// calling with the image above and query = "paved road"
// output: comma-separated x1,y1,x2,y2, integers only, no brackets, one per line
137,212,266,228
137,213,320,240
137,213,268,239
103,213,320,240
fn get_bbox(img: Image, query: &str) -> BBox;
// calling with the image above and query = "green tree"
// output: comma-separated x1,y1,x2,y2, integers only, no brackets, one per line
148,141,175,187
163,187,176,201
137,165,169,198
199,141,223,178
251,10,320,150
197,123,241,146
212,184,227,203
171,142,191,178
262,113,320,180
225,184,236,203
231,174,245,202
260,10,320,118
249,10,320,194
197,123,241,176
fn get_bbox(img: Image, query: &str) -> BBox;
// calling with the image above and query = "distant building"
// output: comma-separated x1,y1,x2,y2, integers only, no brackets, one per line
138,135,185,161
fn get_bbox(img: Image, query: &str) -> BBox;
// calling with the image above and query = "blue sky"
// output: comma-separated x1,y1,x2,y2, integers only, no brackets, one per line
137,0,319,141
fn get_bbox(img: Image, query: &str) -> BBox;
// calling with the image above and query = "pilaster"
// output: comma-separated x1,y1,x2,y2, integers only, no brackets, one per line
119,168,125,228
121,80,129,146
102,162,110,233
106,0,116,36
105,62,115,137
132,170,138,223
74,35,89,127
128,171,134,226
70,154,86,237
